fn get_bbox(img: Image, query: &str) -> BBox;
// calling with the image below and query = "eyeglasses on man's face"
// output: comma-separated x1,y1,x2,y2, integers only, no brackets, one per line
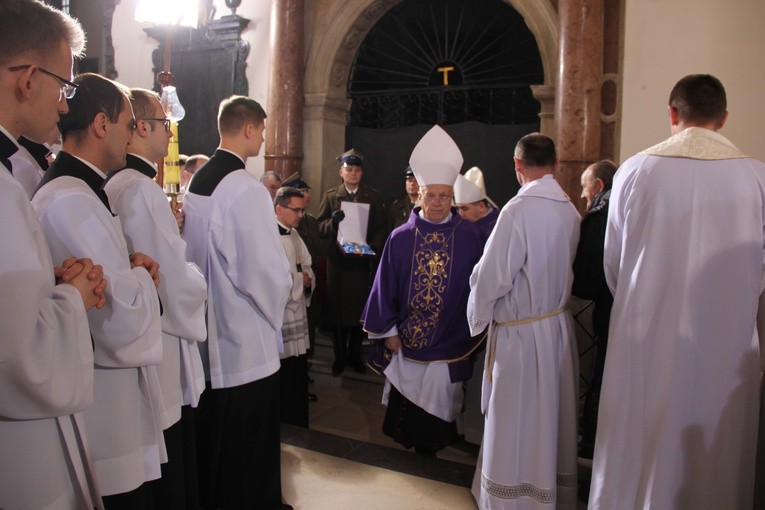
7,64,78,100
140,118,172,132
280,204,307,214
422,193,454,204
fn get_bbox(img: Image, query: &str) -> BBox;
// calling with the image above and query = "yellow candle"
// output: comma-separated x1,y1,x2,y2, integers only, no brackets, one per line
163,122,180,185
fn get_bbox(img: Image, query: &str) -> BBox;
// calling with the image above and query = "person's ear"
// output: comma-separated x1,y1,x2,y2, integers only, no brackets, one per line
14,66,37,103
669,106,681,127
716,110,729,130
596,177,605,193
92,111,109,139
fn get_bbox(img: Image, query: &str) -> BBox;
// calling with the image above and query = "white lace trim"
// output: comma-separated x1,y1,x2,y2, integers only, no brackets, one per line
640,127,747,160
481,472,577,503
467,308,489,335
557,472,577,488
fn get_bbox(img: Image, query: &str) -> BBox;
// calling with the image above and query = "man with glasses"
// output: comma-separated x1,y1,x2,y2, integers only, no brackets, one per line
33,72,165,508
274,186,315,427
103,87,208,508
317,148,387,375
468,133,580,510
362,126,484,456
0,1,106,508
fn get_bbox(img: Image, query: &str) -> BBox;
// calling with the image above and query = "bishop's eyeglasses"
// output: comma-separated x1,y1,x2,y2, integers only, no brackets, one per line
422,193,454,204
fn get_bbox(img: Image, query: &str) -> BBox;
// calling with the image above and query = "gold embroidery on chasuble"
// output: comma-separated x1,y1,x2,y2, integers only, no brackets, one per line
403,228,454,349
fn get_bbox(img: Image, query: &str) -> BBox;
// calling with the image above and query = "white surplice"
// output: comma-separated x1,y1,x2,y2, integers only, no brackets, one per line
590,128,765,510
467,174,580,510
104,160,208,424
278,227,314,359
32,162,164,496
183,170,291,388
8,142,44,199
0,163,101,510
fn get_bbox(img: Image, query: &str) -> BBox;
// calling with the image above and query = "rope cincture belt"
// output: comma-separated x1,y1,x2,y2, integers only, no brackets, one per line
486,308,567,382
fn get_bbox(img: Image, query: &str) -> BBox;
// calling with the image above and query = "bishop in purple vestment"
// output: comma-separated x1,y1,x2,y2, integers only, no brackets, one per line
361,126,484,454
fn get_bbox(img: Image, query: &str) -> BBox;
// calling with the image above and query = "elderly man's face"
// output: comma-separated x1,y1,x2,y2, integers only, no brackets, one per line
580,166,603,210
419,184,453,223
263,175,281,199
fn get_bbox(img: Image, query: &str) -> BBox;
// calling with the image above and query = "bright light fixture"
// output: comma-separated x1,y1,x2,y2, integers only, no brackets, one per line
135,0,199,28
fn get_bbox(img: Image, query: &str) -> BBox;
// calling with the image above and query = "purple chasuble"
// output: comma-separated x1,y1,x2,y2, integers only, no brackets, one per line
362,207,484,382
476,207,499,244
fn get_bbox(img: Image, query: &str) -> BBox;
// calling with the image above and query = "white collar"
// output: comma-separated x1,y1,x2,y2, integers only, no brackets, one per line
418,210,453,224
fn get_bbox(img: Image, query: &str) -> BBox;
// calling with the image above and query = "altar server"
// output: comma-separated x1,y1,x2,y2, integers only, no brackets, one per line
0,1,105,508
104,87,208,508
33,72,164,507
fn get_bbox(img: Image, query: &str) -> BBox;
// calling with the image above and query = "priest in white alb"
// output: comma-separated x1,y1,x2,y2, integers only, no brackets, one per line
589,74,765,510
468,133,580,510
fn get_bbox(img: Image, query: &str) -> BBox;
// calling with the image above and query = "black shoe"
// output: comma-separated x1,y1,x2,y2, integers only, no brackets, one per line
414,446,437,457
350,360,367,374
307,392,318,402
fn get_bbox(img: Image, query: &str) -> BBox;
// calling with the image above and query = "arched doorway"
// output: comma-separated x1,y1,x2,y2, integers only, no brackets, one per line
345,0,544,206
303,0,558,205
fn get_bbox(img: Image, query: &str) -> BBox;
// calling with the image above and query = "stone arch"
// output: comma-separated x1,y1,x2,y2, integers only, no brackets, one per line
303,0,558,198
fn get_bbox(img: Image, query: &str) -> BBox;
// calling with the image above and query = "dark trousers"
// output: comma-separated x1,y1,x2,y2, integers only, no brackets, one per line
195,374,283,509
279,355,309,427
383,385,458,453
148,405,200,510
102,482,154,510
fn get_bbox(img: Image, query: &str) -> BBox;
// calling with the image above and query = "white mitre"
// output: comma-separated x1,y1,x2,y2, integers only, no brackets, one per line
454,166,486,204
454,166,498,208
409,125,463,186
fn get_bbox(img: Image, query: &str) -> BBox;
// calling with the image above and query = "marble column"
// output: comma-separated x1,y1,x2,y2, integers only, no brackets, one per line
555,0,604,214
601,0,622,163
264,0,305,179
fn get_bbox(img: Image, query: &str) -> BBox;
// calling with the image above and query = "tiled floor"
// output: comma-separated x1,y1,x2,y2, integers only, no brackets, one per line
280,368,589,509
278,327,594,508
280,372,479,509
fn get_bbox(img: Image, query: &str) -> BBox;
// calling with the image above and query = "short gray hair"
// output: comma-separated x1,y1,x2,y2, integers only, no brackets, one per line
260,171,282,184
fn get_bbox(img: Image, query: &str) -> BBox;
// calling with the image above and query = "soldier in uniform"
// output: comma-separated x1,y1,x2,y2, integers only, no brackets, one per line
316,149,387,375
387,166,419,232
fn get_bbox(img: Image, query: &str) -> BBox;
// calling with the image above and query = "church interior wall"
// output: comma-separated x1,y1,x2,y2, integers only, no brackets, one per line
88,0,765,178
111,0,273,176
620,0,765,162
